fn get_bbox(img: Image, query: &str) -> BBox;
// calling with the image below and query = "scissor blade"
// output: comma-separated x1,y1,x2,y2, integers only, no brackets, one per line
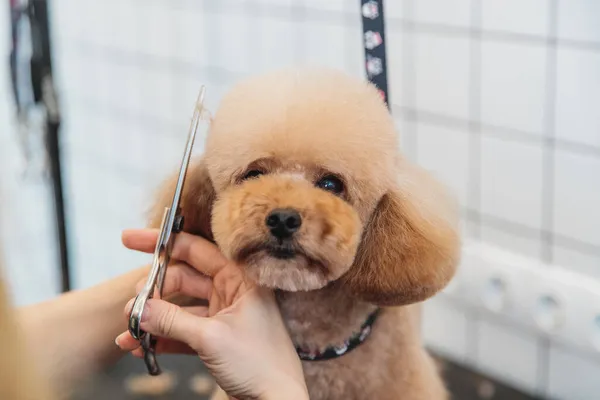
162,86,206,242
172,86,205,207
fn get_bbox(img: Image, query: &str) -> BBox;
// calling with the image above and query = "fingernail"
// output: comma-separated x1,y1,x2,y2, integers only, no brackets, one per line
115,337,121,348
140,301,152,323
125,298,135,316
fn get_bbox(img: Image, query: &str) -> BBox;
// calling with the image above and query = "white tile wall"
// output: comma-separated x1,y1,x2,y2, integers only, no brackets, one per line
261,0,294,7
214,11,253,72
344,22,365,79
173,6,209,66
415,123,470,208
304,20,348,71
260,18,299,71
412,0,472,28
140,2,177,59
481,0,550,37
475,316,540,393
414,34,470,119
387,29,404,108
547,344,600,400
396,118,417,162
481,41,547,135
557,0,600,43
481,224,542,259
385,0,404,20
555,48,600,148
480,136,543,230
553,245,600,280
422,295,470,363
553,149,600,248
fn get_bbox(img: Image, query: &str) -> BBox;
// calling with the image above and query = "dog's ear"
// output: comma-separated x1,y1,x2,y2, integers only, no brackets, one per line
147,159,216,241
342,162,461,306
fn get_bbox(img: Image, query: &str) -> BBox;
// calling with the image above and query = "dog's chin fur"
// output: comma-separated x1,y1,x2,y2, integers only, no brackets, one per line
243,251,331,291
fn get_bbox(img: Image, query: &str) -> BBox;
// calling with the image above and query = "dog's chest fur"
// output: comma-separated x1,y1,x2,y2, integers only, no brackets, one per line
275,287,448,400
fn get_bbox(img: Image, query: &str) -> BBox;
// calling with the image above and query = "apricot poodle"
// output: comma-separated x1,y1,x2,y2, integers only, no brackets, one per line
149,67,461,400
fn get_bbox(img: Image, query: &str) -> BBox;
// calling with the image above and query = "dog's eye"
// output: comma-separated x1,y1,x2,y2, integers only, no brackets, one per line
242,170,264,181
316,175,344,195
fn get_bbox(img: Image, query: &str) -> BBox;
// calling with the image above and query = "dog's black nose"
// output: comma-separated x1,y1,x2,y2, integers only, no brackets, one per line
266,208,302,239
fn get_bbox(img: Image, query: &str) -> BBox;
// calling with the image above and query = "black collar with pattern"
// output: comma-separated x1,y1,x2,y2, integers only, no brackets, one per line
295,308,381,362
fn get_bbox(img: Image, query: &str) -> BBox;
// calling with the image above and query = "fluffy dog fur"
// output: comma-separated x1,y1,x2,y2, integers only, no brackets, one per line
149,68,461,399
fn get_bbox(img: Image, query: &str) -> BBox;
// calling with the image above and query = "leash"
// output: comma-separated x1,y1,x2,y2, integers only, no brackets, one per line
361,0,390,109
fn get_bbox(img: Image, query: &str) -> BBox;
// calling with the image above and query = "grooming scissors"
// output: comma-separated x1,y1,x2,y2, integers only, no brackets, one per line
128,86,206,376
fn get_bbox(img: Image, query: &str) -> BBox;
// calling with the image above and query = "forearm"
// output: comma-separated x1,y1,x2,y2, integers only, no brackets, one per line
18,266,149,397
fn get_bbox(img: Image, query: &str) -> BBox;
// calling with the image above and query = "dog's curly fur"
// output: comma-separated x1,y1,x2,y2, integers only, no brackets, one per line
149,68,461,399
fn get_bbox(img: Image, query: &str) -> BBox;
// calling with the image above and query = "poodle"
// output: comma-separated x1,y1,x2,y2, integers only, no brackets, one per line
148,67,461,399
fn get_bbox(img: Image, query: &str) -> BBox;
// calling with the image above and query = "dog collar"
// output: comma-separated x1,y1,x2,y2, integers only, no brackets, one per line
295,308,381,361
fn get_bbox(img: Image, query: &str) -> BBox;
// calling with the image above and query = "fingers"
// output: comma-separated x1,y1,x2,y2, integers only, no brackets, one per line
121,229,159,253
128,298,210,346
118,303,209,356
131,340,196,358
135,263,213,300
116,332,197,356
122,229,227,277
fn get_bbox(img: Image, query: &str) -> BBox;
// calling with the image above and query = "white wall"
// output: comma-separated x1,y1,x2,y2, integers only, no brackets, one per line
1,0,599,399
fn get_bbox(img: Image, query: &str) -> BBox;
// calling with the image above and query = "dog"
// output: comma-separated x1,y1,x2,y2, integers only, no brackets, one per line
149,67,461,399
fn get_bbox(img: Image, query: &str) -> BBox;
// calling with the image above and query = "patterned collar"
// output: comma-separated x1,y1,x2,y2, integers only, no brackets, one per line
295,309,381,361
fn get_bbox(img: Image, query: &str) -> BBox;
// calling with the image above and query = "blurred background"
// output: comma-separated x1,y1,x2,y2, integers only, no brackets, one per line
1,0,599,399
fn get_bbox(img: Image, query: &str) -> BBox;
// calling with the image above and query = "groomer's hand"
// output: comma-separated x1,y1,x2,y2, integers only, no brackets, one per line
115,229,308,400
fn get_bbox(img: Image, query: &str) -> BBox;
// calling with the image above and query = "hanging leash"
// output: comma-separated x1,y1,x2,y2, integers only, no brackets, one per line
361,0,390,109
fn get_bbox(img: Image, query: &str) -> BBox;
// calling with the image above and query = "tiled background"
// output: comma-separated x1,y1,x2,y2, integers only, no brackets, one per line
1,1,599,399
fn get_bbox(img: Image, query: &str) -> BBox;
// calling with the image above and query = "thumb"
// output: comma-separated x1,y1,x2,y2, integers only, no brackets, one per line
140,299,208,345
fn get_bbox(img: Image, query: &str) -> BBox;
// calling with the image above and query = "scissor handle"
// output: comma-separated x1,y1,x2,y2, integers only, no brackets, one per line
128,208,170,339
127,206,181,375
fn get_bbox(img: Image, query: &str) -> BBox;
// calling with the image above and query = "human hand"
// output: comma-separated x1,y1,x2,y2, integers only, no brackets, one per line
115,229,308,400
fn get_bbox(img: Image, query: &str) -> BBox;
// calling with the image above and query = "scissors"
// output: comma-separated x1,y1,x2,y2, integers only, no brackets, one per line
128,86,207,375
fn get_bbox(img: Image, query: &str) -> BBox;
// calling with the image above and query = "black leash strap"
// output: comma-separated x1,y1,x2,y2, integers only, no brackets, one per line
360,0,389,109
9,0,71,292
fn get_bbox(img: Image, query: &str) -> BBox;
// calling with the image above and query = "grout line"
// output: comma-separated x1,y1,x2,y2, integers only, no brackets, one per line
122,0,600,55
537,1,559,394
393,106,600,158
464,0,483,368
63,40,245,83
468,0,482,240
344,0,359,76
462,207,600,258
391,18,600,54
401,0,418,159
541,0,559,269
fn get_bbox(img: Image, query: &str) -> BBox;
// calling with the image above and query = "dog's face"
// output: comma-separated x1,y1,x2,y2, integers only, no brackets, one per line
206,69,398,292
151,68,461,305
212,161,364,292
